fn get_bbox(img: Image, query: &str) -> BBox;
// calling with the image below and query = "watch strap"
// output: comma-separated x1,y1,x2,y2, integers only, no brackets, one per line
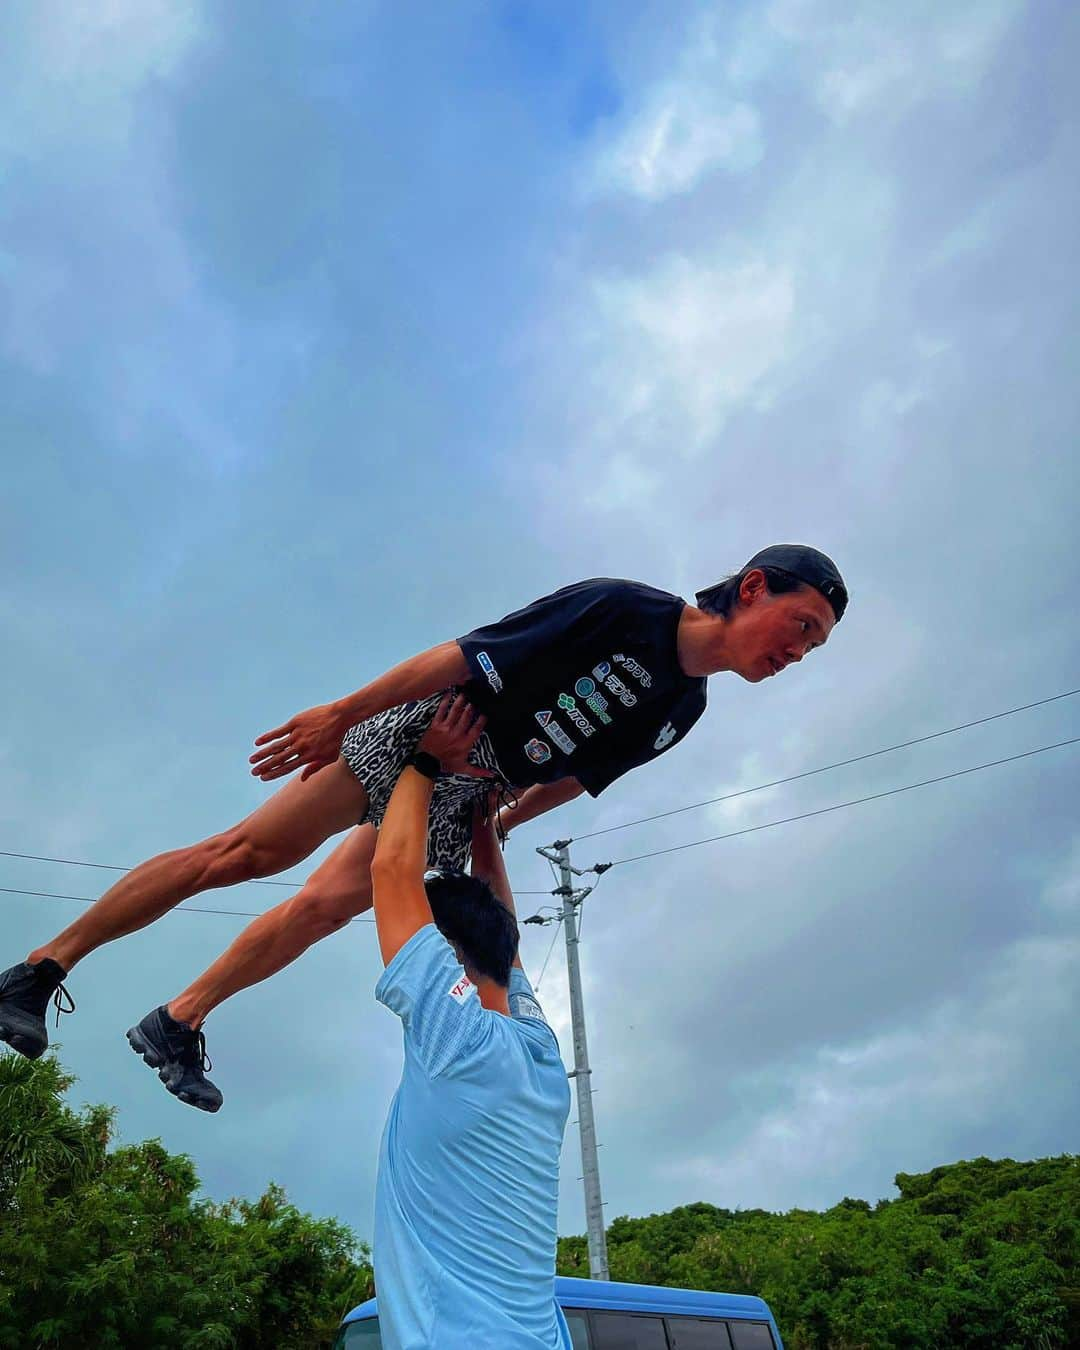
408,751,442,781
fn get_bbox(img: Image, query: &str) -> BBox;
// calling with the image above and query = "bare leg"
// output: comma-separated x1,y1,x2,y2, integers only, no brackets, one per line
167,824,378,1029
28,759,369,973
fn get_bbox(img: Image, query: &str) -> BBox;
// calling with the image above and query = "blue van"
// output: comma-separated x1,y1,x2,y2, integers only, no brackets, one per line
334,1275,785,1348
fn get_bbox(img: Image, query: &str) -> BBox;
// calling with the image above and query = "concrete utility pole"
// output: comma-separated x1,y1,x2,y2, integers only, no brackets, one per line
535,839,610,1281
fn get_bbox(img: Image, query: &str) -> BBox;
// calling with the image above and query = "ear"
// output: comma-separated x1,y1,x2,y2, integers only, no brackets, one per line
738,568,768,606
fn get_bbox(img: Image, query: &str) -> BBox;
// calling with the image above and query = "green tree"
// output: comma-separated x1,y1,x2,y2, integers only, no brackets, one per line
0,1054,372,1349
558,1155,1080,1348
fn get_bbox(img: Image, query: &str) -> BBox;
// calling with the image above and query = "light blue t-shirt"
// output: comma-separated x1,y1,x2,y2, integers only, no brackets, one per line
374,924,573,1350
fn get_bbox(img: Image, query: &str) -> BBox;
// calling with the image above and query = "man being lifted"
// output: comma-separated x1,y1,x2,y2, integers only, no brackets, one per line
0,545,847,1111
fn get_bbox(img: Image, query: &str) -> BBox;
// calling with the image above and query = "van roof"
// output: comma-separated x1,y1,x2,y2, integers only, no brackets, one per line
342,1275,773,1324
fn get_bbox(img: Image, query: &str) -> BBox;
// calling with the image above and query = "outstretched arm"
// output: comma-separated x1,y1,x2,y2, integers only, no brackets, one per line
251,639,470,782
371,695,490,966
470,801,525,971
497,778,586,835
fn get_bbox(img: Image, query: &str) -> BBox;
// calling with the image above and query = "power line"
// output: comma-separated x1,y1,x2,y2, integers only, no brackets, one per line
606,736,1080,868
0,849,551,897
0,851,302,886
0,884,378,922
572,687,1080,842
534,918,564,990
4,689,1075,903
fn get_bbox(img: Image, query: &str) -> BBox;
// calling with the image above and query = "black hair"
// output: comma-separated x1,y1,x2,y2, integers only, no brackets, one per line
424,871,519,988
695,565,808,618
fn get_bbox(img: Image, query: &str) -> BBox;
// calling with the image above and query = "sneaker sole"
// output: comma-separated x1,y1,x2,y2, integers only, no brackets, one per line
125,1025,223,1114
0,1018,46,1060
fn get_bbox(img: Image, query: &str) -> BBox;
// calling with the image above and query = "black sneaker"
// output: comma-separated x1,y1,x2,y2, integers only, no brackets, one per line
126,1006,223,1113
0,959,74,1060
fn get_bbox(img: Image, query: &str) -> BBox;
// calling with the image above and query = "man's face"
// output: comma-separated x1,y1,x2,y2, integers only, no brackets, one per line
728,572,836,683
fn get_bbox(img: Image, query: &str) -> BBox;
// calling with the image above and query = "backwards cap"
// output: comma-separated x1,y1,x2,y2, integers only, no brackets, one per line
696,543,849,621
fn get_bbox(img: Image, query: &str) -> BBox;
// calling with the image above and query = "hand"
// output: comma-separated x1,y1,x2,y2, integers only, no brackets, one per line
250,702,349,782
417,694,494,778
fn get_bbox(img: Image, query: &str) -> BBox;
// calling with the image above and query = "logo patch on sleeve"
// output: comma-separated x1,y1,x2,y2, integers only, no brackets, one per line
511,993,547,1023
448,974,477,1003
476,650,503,694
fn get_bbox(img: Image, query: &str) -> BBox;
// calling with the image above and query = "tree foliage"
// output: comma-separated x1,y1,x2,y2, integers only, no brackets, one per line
5,1053,1078,1348
558,1159,1080,1349
0,1054,373,1349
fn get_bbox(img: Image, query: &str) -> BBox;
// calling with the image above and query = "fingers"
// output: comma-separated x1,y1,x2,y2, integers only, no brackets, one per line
432,693,484,737
255,755,303,781
448,694,478,738
250,736,291,767
253,722,295,748
250,744,293,773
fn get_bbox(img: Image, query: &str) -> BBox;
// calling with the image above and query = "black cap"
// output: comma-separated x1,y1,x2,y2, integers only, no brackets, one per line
698,544,849,622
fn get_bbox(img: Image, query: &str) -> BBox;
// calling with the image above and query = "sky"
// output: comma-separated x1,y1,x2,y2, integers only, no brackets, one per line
2,0,1078,1257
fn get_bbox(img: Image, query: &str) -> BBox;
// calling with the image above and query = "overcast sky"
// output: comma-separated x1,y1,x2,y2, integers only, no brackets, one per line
2,0,1078,1256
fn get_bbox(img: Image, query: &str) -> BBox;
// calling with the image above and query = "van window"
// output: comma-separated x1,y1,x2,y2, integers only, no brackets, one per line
591,1312,669,1349
333,1321,383,1348
565,1310,591,1349
666,1316,733,1347
728,1323,775,1350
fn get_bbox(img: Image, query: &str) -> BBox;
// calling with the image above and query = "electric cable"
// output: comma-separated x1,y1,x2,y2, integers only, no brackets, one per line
4,690,1075,903
605,736,1080,868
0,884,377,922
534,918,564,991
572,687,1080,842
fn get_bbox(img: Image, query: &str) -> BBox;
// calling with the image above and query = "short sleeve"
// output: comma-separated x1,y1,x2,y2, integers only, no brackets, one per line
457,580,635,703
572,726,661,797
508,966,552,1030
375,925,488,1077
573,684,708,797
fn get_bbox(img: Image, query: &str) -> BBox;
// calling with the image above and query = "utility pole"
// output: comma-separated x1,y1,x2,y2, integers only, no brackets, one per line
535,838,609,1280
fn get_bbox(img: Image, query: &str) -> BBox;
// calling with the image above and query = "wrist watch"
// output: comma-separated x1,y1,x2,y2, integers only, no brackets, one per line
407,751,442,781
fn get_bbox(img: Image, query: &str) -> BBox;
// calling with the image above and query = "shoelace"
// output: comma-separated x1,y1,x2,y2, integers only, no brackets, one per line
52,983,75,1028
182,1028,213,1073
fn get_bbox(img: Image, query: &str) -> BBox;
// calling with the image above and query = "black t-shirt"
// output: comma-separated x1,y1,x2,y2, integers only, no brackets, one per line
457,578,707,796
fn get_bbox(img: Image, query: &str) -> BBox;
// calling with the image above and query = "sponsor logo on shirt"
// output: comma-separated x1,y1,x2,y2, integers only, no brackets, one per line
476,650,503,694
525,737,552,764
573,677,613,724
654,721,678,750
535,711,576,752
546,721,577,755
448,974,476,1003
510,993,547,1023
556,693,595,737
586,694,613,724
613,653,653,688
592,661,611,682
603,673,638,708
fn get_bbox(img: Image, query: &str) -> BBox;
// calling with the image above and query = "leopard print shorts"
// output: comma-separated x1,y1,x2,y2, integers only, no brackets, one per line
340,691,509,870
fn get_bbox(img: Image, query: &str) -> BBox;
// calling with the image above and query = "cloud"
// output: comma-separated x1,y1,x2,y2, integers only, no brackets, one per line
0,0,204,153
590,10,764,201
4,0,1078,1250
665,929,1080,1206
597,96,762,201
766,0,1022,125
582,254,795,469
